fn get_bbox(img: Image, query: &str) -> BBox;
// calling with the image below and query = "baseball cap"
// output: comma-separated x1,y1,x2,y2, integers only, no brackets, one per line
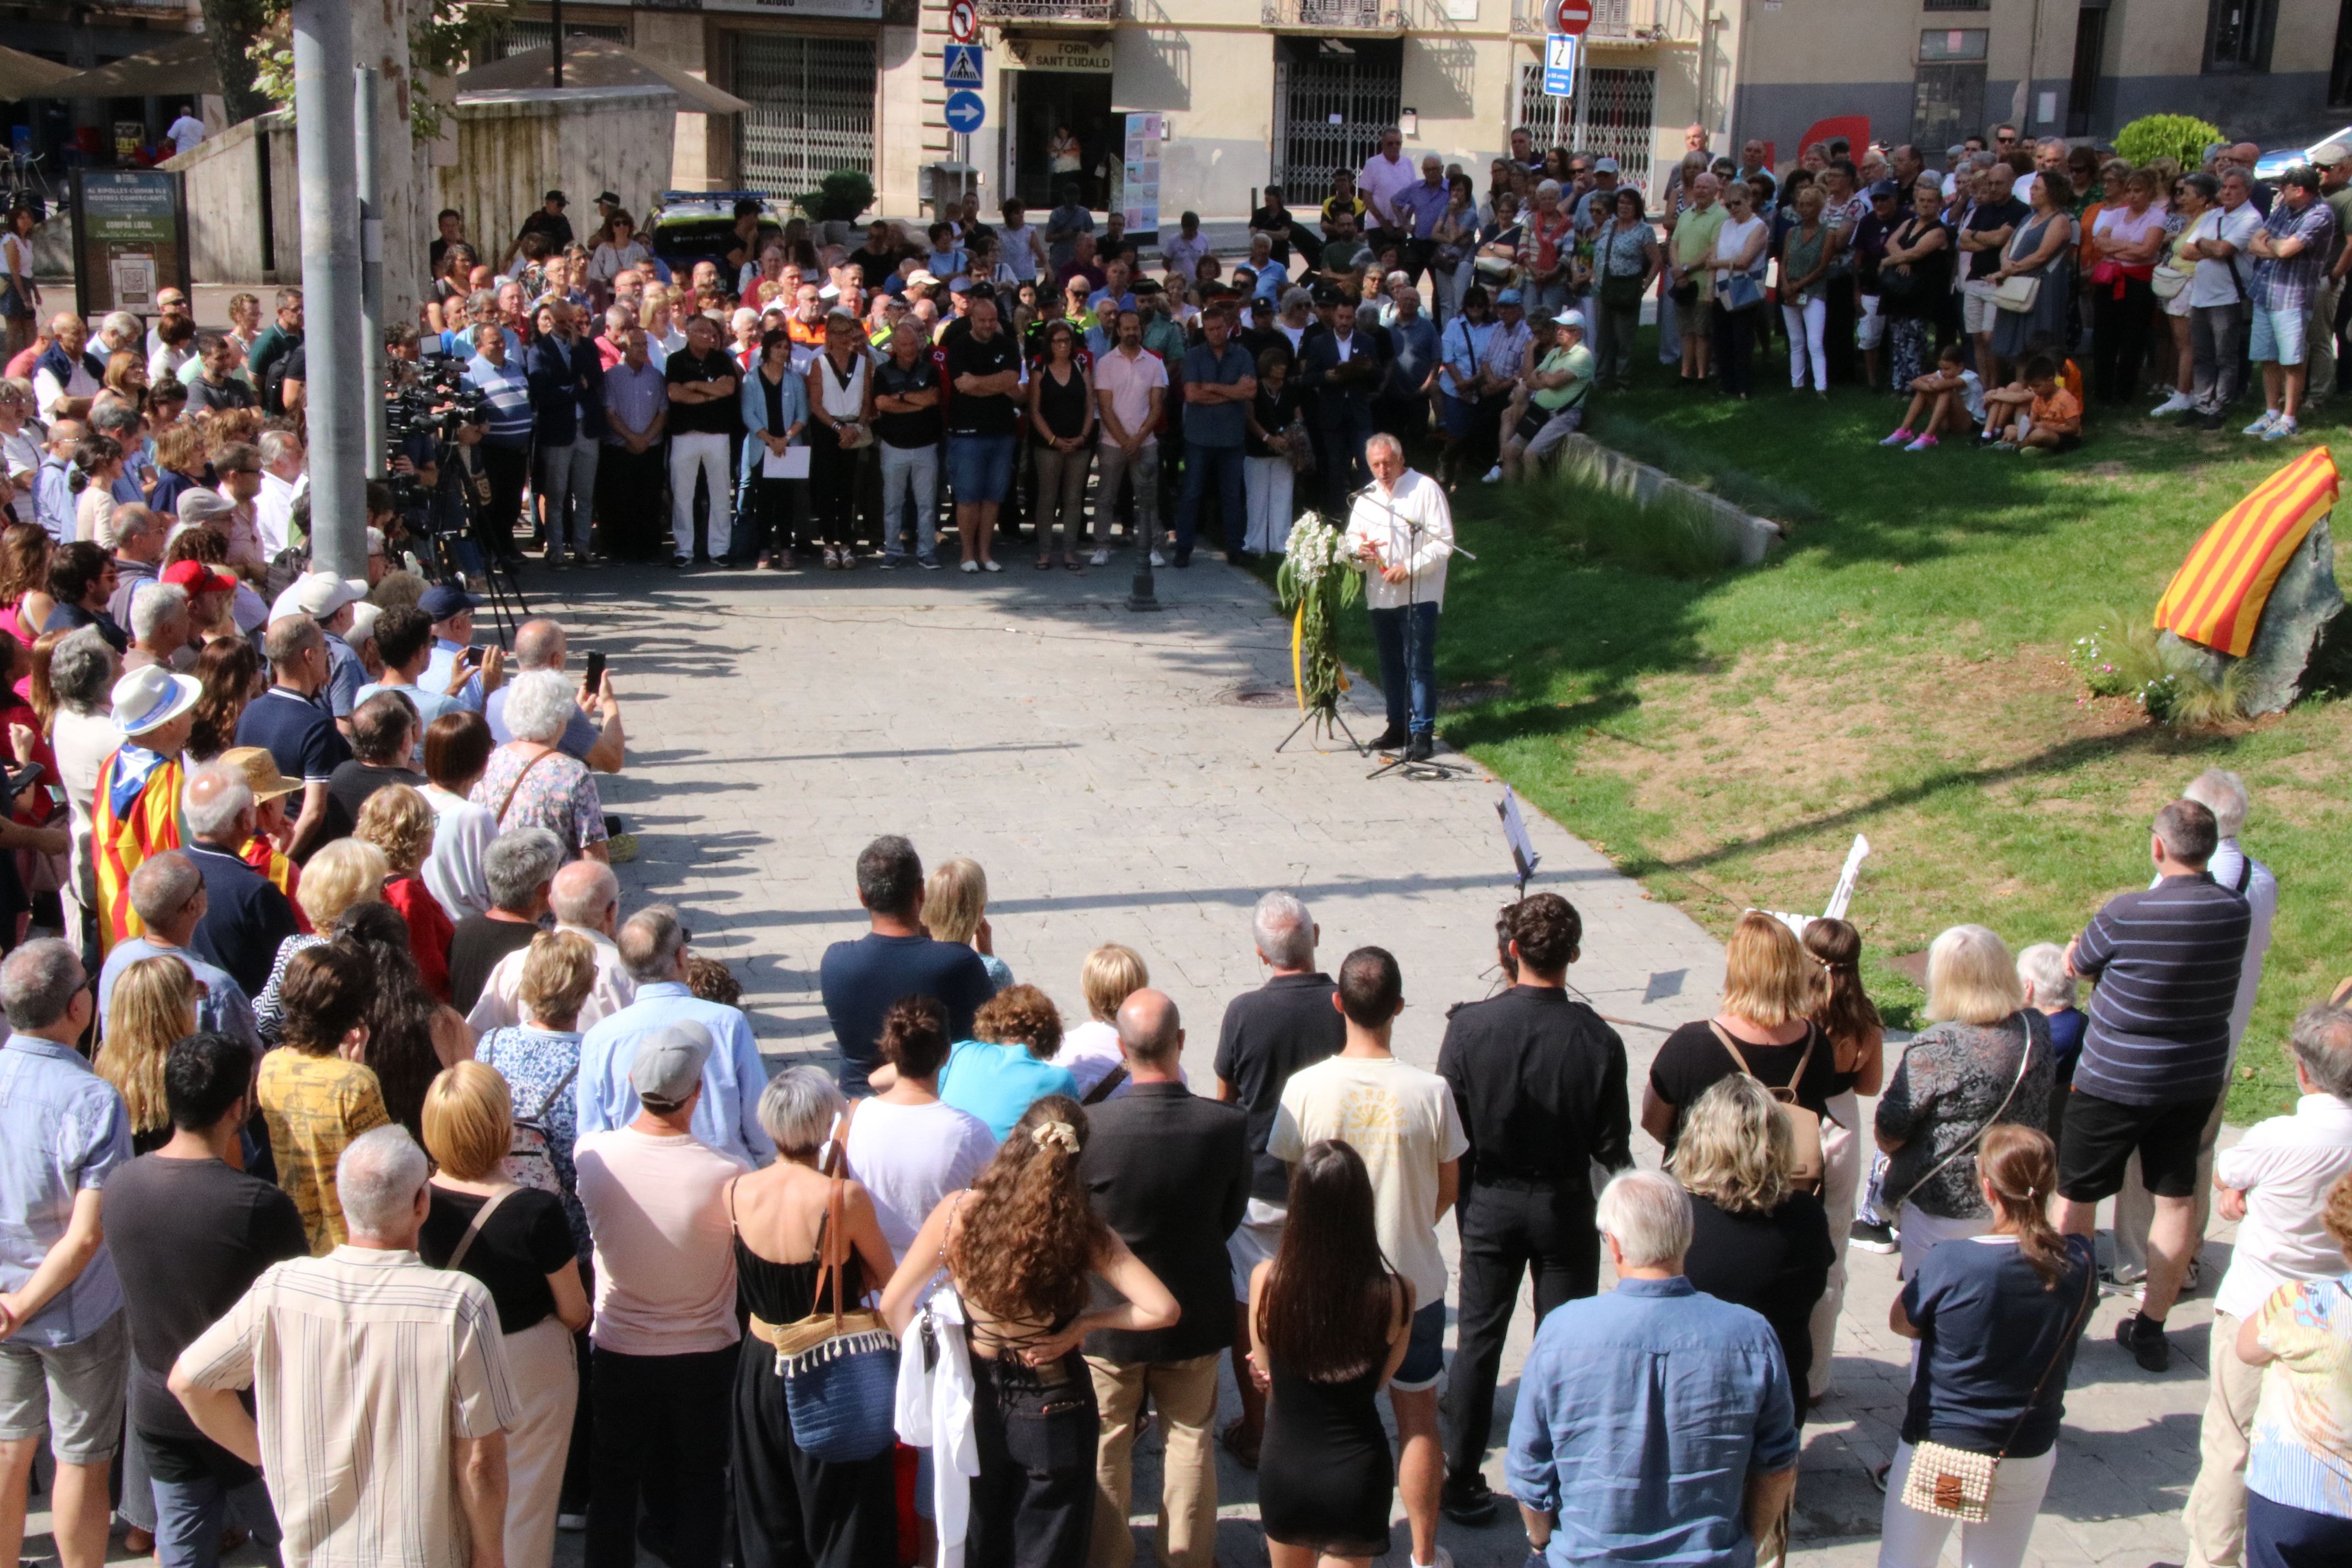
419,582,478,621
545,189,568,206
159,559,236,595
216,745,300,804
110,665,202,737
1496,287,1524,306
1870,179,1903,201
907,270,941,288
630,1023,713,1107
2313,143,2352,167
269,571,367,623
175,489,234,526
1555,309,1587,330
948,276,972,294
1593,157,1620,175
345,601,382,649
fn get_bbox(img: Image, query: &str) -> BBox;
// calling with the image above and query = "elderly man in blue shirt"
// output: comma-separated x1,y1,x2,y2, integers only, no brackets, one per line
1507,1169,1800,1567
0,939,135,1568
575,905,775,1168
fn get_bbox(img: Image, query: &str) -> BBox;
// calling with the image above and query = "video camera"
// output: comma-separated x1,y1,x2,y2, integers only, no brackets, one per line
382,352,487,514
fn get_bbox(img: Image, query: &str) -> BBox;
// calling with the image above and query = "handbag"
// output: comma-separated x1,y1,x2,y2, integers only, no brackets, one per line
1600,270,1646,310
1900,1266,2094,1522
502,1061,579,1195
1707,1023,1825,1190
1991,273,2041,313
760,1107,901,1464
2151,264,2190,301
1722,267,1766,313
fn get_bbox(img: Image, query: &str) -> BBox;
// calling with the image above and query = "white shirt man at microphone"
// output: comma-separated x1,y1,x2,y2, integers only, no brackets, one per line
1344,433,1455,762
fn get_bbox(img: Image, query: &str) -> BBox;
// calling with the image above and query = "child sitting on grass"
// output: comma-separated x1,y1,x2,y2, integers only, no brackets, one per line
1984,355,2083,454
1880,341,1984,451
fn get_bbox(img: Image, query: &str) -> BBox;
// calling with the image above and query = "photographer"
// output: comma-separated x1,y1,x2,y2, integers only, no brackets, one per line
460,322,532,567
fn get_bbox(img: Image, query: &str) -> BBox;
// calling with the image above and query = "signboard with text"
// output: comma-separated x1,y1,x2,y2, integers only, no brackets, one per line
701,0,886,16
1003,37,1114,72
1121,112,1162,238
1543,35,1578,95
69,168,189,320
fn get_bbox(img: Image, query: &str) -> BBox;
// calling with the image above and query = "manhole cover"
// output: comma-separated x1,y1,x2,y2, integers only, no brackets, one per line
1227,684,1293,707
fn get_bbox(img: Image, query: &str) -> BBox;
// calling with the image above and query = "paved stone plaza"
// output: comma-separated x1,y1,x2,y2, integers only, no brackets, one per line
46,557,2215,1568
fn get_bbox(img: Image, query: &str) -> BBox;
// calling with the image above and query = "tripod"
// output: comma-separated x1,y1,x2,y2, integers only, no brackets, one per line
1355,477,1474,782
1276,701,1365,755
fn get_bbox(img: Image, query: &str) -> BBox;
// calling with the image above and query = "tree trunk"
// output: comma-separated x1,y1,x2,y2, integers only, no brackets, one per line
200,0,274,126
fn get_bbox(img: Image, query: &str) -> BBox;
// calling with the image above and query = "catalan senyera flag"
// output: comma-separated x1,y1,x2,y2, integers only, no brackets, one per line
92,747,185,954
2154,447,2340,657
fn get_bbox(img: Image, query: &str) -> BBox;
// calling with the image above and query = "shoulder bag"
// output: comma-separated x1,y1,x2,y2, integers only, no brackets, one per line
755,1104,900,1464
1901,1260,2094,1521
1880,1015,2036,1216
1992,219,2048,313
1707,1022,1825,1190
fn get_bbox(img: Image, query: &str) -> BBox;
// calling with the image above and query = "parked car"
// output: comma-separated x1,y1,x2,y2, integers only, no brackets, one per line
648,190,782,277
2255,128,2352,179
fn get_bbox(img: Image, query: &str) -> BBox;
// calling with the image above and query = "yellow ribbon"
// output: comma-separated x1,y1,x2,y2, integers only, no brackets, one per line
1292,604,1306,711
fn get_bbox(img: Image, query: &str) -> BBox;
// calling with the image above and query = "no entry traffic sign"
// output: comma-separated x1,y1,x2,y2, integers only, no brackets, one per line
1551,0,1592,34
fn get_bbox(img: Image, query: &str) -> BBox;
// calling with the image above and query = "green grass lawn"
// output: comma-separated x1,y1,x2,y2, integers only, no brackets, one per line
1365,332,2352,1121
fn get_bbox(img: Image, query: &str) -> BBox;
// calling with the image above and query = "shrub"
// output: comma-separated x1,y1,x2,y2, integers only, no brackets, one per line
2115,115,2225,170
794,170,875,223
2070,606,2245,727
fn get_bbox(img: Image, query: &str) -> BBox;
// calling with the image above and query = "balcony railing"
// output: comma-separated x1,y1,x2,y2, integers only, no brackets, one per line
1263,0,1408,33
1509,0,1702,42
973,0,1119,23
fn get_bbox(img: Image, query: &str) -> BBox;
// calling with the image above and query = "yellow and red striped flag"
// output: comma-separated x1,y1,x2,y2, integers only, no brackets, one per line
92,748,184,954
2155,448,2339,657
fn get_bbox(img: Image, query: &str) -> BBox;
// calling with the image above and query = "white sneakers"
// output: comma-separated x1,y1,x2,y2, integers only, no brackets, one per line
960,560,980,574
1481,465,1503,483
2149,391,2195,417
1149,549,1167,566
1090,548,1110,567
2244,410,2281,437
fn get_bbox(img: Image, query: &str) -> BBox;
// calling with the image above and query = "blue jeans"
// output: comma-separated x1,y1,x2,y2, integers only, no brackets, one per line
879,441,940,562
946,433,1015,506
1369,601,1439,738
1174,442,1245,557
151,1464,281,1568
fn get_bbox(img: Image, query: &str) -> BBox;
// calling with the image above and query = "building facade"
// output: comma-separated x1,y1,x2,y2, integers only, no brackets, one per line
491,0,2351,222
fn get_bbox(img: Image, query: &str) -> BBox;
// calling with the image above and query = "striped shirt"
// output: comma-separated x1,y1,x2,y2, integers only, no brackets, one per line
176,1247,520,1568
2072,873,2252,1106
464,353,535,448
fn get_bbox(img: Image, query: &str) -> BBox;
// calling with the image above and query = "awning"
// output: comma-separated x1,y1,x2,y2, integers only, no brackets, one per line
26,33,221,99
450,39,750,115
0,45,77,101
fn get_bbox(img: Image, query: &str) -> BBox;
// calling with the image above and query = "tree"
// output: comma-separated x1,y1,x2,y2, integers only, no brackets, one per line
200,0,274,126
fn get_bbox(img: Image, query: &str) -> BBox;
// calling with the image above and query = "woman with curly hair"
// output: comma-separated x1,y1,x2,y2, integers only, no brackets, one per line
881,1096,1177,1568
330,899,473,1139
186,634,262,762
94,952,199,1154
936,983,1075,1140
355,782,454,1001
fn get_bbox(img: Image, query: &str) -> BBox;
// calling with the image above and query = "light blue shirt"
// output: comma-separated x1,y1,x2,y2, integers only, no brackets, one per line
34,456,74,543
420,637,485,713
575,981,776,1168
0,1035,133,1346
1507,1276,1799,1568
936,1039,1077,1141
96,938,259,1050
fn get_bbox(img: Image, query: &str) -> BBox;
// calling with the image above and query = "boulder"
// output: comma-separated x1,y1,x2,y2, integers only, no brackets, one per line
2158,516,2348,715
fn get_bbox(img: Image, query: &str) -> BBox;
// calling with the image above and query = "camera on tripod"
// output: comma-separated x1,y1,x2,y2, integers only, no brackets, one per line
382,352,487,511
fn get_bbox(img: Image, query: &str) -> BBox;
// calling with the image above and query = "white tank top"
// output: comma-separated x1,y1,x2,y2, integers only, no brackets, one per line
816,352,867,421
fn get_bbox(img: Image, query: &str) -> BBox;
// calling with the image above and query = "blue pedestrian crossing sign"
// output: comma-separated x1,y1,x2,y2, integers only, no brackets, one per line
944,89,987,134
1543,34,1578,96
943,44,983,90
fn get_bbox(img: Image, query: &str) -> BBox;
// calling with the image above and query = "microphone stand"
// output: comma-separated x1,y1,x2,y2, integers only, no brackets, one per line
1358,474,1474,782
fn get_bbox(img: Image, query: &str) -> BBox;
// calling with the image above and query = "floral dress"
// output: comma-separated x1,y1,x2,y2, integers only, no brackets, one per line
475,1023,590,1258
471,742,607,858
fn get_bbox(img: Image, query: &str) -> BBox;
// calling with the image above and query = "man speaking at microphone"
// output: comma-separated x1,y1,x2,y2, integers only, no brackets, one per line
1346,432,1455,761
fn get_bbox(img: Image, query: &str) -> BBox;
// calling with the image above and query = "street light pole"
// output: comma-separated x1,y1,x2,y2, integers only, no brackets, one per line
291,0,367,582
356,64,385,485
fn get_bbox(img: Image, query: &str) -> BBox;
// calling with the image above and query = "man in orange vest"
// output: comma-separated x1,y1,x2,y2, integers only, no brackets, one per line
92,665,200,951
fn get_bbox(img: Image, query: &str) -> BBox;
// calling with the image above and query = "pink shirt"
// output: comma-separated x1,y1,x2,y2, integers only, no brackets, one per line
574,1126,749,1355
1092,345,1169,448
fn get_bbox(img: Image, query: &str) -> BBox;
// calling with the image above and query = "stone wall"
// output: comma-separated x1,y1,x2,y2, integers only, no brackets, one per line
166,111,302,286
433,86,684,268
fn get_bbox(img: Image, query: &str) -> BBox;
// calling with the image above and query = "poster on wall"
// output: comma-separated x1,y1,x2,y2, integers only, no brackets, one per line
1122,112,1161,239
69,168,189,320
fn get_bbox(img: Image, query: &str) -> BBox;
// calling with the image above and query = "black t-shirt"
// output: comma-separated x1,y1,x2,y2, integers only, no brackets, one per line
519,210,574,252
418,1184,575,1333
449,913,543,1014
665,348,742,437
1213,972,1344,1201
1964,198,2029,280
818,932,994,1077
943,329,1020,437
873,357,943,448
1249,206,1297,262
103,1155,309,1447
323,760,424,845
1246,382,1302,459
848,247,902,288
1684,1192,1836,1402
1647,1019,1839,1155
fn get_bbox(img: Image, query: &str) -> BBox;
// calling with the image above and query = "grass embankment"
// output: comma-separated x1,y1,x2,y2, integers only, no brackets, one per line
1355,369,2352,1121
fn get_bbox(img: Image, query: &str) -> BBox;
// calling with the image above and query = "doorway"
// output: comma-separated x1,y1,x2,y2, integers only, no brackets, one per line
2066,3,2109,138
2333,0,2352,105
1012,69,1114,211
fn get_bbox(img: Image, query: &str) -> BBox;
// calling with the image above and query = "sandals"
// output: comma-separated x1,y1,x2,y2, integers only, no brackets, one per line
1035,557,1053,570
1064,557,1083,572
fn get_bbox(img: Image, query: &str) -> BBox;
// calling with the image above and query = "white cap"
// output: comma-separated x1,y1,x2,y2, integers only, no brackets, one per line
267,571,367,623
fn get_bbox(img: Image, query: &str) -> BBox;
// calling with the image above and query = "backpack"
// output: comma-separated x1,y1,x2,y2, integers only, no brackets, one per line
494,1057,579,1195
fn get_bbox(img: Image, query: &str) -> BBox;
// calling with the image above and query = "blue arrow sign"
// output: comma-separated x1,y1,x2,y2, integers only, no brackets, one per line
944,89,986,134
943,43,983,89
1543,34,1578,96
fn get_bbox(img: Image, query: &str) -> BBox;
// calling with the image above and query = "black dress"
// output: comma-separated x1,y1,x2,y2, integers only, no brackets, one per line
732,1237,897,1568
1682,1192,1835,1409
1258,1307,1396,1557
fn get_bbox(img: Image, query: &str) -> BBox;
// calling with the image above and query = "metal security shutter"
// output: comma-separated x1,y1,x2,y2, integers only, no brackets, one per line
1273,41,1402,195
1511,62,1653,193
734,34,877,195
491,20,629,60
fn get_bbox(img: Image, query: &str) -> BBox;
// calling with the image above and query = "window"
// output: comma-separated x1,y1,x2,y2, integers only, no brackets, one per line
1919,29,1989,62
1912,62,1985,154
2206,0,2277,72
733,33,878,194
